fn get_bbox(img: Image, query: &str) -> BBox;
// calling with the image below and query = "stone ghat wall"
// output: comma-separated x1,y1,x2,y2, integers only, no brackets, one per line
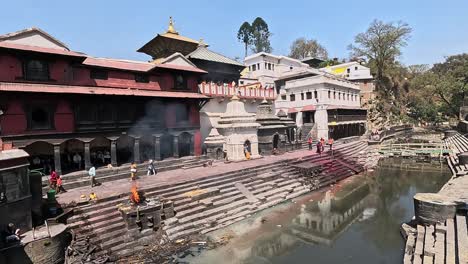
65,140,370,259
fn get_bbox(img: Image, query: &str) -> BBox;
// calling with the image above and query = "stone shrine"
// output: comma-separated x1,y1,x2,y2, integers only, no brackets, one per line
204,128,225,160
256,99,287,154
216,95,261,161
276,110,298,143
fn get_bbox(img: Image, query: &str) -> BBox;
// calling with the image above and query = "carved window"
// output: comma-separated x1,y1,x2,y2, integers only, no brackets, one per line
174,74,187,90
90,69,108,80
24,59,49,81
28,105,54,130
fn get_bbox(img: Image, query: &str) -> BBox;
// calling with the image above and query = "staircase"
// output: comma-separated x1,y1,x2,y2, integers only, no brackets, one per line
64,141,369,259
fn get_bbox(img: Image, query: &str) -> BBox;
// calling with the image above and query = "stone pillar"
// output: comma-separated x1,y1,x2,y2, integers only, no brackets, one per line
173,135,179,158
189,134,195,156
414,193,457,225
53,144,62,175
133,137,140,163
111,140,117,166
314,104,329,140
84,142,91,170
154,135,161,161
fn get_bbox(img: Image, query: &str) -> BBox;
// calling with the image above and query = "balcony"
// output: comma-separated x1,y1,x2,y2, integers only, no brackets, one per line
199,82,276,100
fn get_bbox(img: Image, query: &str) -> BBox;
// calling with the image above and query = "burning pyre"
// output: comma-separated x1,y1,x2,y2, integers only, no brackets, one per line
130,184,141,204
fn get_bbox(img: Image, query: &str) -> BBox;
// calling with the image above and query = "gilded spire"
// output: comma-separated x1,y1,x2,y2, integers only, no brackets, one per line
167,16,178,34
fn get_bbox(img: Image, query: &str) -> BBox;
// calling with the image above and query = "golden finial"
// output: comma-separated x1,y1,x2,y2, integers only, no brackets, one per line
198,38,208,47
167,16,178,34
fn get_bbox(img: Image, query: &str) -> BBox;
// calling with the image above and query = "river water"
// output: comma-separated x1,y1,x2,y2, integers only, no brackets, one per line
186,158,451,264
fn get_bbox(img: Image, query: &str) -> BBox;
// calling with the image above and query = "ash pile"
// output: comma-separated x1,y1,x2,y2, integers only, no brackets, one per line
65,232,111,264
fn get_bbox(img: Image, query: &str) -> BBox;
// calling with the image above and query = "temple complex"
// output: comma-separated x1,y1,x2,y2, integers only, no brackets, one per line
0,27,207,176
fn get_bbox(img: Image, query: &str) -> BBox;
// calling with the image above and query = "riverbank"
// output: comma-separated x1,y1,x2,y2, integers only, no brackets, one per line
185,158,450,264
401,131,468,264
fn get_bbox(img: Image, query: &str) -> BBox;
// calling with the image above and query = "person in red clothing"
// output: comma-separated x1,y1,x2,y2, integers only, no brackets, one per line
56,175,67,193
307,137,313,150
49,170,58,189
316,141,322,155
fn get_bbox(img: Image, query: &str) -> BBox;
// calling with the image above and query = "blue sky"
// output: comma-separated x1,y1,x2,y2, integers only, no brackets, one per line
1,0,467,66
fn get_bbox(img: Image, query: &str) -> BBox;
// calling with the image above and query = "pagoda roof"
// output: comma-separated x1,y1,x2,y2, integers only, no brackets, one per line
137,32,199,59
187,45,244,67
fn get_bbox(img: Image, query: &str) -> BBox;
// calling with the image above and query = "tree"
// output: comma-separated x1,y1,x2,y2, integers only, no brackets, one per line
289,37,328,60
348,20,412,90
237,22,253,58
250,17,272,53
409,54,468,119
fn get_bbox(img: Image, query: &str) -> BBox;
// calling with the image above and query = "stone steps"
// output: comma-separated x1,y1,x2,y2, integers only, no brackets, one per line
66,141,369,258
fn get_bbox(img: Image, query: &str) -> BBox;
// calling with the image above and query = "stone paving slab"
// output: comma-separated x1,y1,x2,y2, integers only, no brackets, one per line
56,148,332,204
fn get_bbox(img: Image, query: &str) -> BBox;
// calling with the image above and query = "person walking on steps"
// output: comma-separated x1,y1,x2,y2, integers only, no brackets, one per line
56,175,67,193
316,140,322,156
320,138,325,152
147,159,156,176
130,162,137,180
88,166,97,187
328,137,334,151
307,137,313,150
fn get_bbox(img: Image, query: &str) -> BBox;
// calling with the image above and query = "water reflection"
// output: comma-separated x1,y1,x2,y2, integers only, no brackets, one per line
190,158,451,264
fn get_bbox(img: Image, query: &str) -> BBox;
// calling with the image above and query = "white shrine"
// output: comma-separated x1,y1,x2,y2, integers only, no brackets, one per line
216,94,261,162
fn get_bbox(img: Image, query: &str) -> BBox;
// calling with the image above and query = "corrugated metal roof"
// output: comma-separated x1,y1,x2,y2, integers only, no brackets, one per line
0,82,208,99
187,46,244,67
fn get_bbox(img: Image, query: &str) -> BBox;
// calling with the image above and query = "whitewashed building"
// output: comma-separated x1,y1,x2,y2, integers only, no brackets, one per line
320,61,375,104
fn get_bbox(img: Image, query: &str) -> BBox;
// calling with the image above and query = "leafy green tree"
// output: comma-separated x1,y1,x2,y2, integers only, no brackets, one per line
237,22,253,58
348,20,412,90
250,17,272,53
289,37,328,60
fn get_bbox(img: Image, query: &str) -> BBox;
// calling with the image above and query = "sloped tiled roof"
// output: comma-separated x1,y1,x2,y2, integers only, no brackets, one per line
187,46,244,67
0,27,70,50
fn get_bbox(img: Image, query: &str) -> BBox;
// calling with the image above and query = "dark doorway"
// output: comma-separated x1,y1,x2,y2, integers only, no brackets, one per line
23,141,54,175
160,133,173,160
178,132,192,157
273,134,280,149
244,140,251,157
116,135,134,164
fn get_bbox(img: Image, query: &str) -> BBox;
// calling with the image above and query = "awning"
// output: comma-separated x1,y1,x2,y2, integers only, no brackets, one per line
327,105,367,110
288,107,300,114
0,82,209,99
301,105,316,112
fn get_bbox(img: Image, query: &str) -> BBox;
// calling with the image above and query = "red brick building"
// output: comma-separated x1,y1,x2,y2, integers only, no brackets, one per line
0,28,208,175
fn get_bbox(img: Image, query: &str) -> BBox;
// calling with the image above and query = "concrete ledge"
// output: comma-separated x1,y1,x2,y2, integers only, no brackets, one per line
414,193,457,225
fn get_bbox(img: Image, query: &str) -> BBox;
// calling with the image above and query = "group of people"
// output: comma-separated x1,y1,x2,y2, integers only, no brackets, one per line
307,137,334,155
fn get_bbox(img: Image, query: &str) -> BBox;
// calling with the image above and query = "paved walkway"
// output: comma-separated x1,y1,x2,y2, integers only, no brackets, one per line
56,148,329,204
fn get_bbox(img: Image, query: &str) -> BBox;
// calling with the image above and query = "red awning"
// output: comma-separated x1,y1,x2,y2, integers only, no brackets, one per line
301,105,316,112
288,107,300,113
0,82,209,99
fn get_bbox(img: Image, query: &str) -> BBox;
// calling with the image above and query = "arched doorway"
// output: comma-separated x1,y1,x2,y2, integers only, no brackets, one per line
90,137,110,167
140,135,155,162
61,139,84,173
116,135,134,164
273,134,280,149
216,148,223,160
160,133,173,160
178,132,192,158
23,141,54,174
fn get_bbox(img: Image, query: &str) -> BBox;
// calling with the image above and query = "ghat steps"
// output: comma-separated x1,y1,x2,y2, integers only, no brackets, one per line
65,141,369,258
42,156,207,192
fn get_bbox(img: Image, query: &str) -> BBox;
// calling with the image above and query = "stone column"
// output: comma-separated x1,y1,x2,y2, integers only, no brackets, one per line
84,142,91,170
111,140,117,166
314,104,329,140
189,134,195,156
173,135,179,158
53,144,62,176
133,137,140,163
154,135,161,161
